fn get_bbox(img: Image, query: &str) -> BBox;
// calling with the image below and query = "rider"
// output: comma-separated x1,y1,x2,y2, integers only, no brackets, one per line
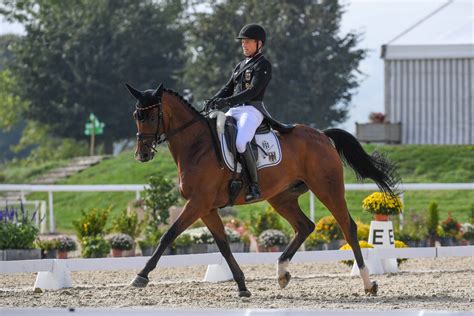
206,23,272,202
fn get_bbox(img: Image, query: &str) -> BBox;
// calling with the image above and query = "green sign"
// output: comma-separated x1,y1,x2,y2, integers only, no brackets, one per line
84,113,105,136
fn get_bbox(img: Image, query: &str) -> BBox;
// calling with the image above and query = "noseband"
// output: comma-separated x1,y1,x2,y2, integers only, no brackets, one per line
135,99,203,152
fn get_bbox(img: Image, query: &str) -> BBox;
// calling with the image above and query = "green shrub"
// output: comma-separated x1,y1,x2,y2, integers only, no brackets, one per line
249,206,284,237
143,175,178,225
111,209,142,240
73,207,111,241
81,236,110,258
35,239,59,251
427,202,439,238
0,204,39,249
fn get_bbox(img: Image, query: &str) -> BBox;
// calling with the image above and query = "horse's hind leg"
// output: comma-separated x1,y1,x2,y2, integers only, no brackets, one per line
201,209,250,297
268,191,315,289
306,174,378,295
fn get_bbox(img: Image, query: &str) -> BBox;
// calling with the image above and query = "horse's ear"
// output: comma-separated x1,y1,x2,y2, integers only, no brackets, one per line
152,83,163,98
125,83,144,101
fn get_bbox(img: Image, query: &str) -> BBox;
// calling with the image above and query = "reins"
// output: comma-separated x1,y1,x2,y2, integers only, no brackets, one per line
135,101,208,152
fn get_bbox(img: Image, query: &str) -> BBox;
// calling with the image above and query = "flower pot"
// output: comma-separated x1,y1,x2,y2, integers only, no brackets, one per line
57,250,68,259
122,244,136,257
112,248,124,257
374,214,389,221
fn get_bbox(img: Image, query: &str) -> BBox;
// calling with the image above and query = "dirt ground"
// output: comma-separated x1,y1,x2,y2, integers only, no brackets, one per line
0,257,473,311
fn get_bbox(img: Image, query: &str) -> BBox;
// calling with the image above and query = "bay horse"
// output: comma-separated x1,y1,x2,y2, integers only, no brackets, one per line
126,83,400,297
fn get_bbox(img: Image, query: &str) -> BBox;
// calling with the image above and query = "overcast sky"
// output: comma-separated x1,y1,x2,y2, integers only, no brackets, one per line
1,0,472,133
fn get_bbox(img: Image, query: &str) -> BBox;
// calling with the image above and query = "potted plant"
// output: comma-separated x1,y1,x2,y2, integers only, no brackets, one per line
315,215,344,249
81,235,110,258
72,207,111,258
108,233,134,257
56,236,77,259
111,209,143,257
460,223,474,245
362,192,403,221
35,239,59,259
257,229,288,252
440,213,462,246
173,233,192,254
0,203,42,261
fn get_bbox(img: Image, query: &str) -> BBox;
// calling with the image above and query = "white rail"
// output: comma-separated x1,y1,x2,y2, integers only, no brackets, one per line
0,183,472,232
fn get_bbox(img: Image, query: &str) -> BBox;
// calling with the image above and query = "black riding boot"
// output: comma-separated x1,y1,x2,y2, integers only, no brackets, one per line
242,143,261,202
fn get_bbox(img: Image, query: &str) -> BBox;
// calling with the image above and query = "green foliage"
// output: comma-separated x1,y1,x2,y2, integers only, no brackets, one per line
72,207,111,241
393,209,428,243
0,203,40,249
80,235,110,258
249,206,284,237
0,69,28,130
111,209,142,240
183,0,365,127
427,202,440,238
35,238,59,251
108,233,133,250
1,0,186,147
143,175,179,225
140,222,166,248
0,222,38,249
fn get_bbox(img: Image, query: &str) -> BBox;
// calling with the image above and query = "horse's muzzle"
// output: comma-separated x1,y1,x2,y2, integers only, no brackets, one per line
134,151,154,162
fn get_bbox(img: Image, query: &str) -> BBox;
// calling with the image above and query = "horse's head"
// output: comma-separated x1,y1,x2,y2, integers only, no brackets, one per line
126,83,164,162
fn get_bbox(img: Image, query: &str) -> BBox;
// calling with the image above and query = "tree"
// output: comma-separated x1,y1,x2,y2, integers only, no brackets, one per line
182,0,365,127
1,0,186,151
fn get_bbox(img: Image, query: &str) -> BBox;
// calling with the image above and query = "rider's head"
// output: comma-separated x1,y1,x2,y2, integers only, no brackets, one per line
237,24,266,57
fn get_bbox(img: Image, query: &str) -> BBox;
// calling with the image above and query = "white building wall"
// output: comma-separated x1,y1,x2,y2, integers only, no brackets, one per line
384,57,473,144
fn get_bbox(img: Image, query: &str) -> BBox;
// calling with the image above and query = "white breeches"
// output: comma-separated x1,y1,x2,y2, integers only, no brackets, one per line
225,105,264,153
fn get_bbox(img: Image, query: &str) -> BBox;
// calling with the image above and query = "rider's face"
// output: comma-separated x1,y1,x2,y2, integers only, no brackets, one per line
241,39,261,57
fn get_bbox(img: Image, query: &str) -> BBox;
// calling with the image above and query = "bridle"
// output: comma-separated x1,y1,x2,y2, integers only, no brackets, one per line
134,98,204,152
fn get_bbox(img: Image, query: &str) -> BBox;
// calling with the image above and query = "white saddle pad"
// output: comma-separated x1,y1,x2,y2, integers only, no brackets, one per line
220,131,282,172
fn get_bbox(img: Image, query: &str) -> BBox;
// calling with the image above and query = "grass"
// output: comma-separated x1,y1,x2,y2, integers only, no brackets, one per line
7,144,474,232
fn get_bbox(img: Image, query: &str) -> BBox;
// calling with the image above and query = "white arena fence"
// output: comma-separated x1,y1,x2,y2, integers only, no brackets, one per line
1,246,473,291
0,183,472,233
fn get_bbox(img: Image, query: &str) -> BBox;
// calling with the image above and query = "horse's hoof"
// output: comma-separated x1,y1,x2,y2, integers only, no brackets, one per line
238,290,251,298
365,281,378,296
278,271,291,289
131,275,149,288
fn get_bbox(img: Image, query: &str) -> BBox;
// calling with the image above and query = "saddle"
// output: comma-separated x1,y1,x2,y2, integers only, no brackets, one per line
208,110,293,206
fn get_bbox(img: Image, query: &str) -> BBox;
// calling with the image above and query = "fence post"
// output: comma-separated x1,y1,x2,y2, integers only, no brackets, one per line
48,191,55,233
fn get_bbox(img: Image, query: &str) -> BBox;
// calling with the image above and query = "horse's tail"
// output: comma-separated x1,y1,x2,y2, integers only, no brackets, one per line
323,128,401,198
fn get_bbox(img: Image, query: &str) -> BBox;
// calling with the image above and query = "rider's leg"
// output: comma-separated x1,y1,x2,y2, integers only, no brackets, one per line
234,108,263,201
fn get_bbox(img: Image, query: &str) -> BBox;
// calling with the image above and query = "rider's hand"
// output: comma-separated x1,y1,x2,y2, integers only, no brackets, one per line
212,98,230,110
204,98,216,111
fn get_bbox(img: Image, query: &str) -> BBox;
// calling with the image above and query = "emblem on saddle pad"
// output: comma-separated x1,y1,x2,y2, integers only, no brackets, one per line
220,132,282,172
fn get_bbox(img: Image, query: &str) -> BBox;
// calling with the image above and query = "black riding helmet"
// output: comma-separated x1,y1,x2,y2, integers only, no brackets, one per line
236,24,266,45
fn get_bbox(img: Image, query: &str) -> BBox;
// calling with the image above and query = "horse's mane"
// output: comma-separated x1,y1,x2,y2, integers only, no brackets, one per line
163,88,203,118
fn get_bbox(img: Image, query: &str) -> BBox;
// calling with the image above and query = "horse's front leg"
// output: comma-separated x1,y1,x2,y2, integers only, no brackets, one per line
131,200,207,288
201,209,250,297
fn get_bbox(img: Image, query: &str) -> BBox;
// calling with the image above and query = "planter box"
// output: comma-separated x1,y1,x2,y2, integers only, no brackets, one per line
356,122,401,144
140,246,171,256
0,249,41,261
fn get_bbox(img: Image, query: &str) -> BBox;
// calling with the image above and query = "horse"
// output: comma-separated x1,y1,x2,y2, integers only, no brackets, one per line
126,83,400,297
